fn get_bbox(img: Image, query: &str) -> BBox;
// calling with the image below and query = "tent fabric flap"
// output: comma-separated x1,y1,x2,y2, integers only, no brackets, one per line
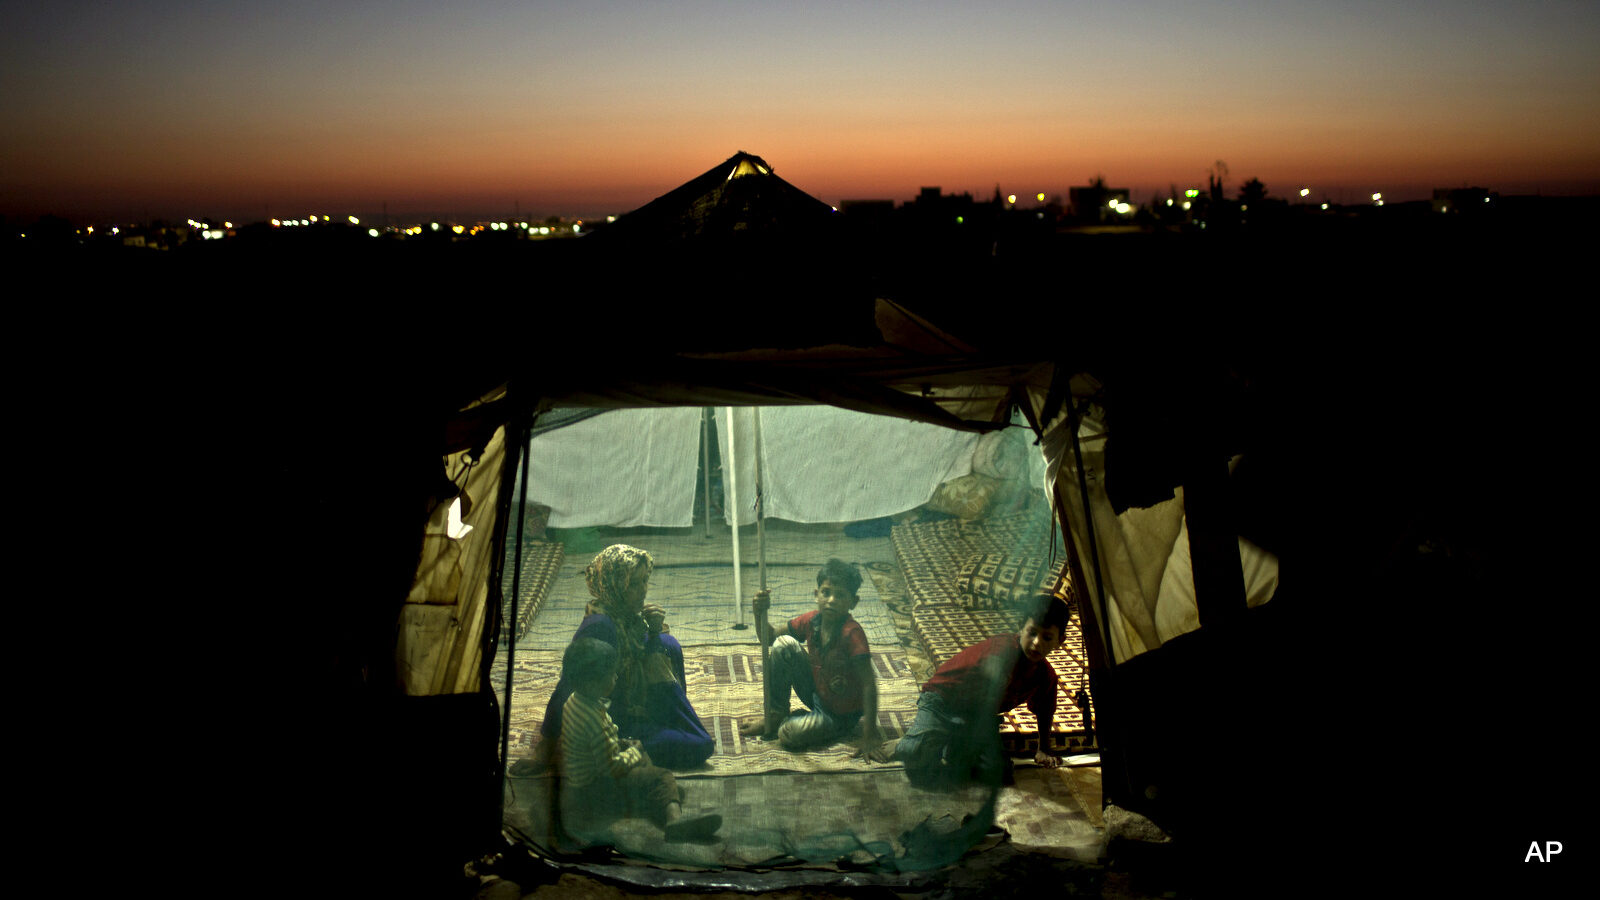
1038,392,1167,664
1035,385,1280,663
396,421,511,696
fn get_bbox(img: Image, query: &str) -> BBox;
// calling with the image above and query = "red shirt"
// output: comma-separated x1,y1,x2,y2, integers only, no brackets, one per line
788,609,871,715
923,633,1058,725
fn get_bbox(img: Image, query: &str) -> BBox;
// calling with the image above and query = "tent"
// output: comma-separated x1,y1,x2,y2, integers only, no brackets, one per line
248,152,1469,898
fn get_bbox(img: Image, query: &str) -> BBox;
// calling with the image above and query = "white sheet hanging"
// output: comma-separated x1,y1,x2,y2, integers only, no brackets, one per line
517,407,702,528
718,406,978,525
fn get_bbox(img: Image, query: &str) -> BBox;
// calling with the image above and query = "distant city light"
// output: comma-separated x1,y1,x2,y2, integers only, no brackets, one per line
1371,193,1382,202
1300,188,1310,197
955,216,964,224
300,219,309,226
224,222,233,229
1484,197,1491,203
202,229,224,240
452,225,465,234
1166,199,1173,207
606,215,617,223
1182,201,1191,210
1036,192,1045,202
348,216,359,225
1185,189,1200,198
539,227,550,235
368,228,379,237
1321,203,1329,210
1007,194,1016,204
1108,199,1118,209
1115,202,1130,214
110,227,119,235
430,222,440,231
572,224,580,233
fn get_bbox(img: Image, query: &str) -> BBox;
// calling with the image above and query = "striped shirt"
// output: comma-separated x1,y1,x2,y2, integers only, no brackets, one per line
559,691,642,787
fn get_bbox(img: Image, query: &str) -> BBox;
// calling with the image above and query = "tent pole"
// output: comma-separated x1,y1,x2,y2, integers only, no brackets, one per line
702,407,713,539
500,414,532,777
755,408,767,593
726,408,747,629
753,409,768,707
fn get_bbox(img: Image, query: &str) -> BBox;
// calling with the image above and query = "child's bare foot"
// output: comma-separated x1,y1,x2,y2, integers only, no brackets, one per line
739,710,786,740
738,718,777,740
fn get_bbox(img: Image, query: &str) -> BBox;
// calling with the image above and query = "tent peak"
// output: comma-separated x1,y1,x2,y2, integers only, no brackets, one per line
727,152,772,180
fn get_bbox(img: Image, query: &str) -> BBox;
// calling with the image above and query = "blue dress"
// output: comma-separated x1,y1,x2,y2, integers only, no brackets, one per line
541,613,714,769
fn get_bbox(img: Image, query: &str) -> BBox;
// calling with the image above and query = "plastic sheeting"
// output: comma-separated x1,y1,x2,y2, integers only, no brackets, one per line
717,406,979,525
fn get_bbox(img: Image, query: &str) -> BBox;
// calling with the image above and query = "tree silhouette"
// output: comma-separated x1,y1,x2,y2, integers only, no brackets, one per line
1208,160,1229,202
1238,177,1267,206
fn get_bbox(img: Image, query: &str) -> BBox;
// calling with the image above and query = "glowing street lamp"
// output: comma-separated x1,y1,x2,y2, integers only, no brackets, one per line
1299,188,1310,198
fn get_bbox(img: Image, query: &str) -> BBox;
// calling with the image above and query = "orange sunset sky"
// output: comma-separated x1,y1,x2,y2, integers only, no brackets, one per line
4,1,1597,223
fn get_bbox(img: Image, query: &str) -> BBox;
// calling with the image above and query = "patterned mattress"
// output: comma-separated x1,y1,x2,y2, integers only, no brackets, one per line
499,541,565,646
891,510,1054,608
894,512,1097,754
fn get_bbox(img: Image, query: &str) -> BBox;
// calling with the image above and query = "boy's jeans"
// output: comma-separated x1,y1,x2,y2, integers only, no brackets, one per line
893,691,1005,788
764,635,862,749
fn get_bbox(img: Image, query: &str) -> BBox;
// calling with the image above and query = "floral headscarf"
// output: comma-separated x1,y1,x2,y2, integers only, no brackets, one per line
584,543,654,617
580,544,676,722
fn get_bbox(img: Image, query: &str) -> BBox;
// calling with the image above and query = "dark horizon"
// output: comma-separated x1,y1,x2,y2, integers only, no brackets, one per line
8,174,1599,232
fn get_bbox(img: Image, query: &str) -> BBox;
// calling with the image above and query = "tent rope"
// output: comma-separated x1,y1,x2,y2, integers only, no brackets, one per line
1016,394,1094,750
1067,393,1128,792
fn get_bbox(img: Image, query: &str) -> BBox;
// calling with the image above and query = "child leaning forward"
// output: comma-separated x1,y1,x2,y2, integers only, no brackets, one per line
740,558,889,761
893,592,1071,789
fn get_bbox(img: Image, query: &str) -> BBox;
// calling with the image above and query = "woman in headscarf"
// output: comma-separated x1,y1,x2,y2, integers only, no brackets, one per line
539,544,714,769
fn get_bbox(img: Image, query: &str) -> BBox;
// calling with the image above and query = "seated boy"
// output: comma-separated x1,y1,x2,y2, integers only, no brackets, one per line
556,637,722,843
893,592,1070,789
740,559,889,761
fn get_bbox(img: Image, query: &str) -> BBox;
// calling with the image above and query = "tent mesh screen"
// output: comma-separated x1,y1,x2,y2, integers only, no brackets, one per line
491,406,1099,872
